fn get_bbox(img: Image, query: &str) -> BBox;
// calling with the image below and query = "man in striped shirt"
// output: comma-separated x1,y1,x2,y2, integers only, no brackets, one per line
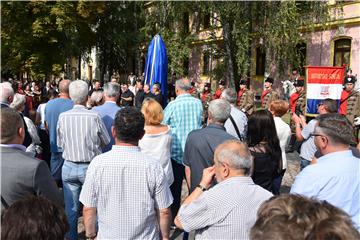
175,140,272,239
163,78,203,220
57,80,110,240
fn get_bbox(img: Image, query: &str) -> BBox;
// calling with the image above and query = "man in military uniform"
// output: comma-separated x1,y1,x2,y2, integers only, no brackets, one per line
261,77,279,109
213,80,225,99
339,76,360,145
237,79,254,116
201,82,212,126
287,78,306,153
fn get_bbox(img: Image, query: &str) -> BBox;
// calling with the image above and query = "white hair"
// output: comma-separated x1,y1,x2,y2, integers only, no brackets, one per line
10,93,26,111
221,88,237,104
216,140,253,175
103,82,120,98
69,80,88,104
0,82,14,103
208,99,231,123
175,78,192,91
90,90,104,104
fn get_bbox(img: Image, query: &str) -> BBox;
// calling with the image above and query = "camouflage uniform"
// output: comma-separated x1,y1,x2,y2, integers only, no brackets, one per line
290,90,306,133
262,89,279,109
238,89,255,116
201,92,212,126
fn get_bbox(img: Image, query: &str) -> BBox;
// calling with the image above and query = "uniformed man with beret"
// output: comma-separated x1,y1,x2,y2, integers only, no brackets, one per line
261,77,279,109
237,79,254,116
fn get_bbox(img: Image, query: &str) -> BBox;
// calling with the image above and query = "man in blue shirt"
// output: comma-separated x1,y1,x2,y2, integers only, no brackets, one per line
291,113,360,230
93,82,122,152
45,79,73,186
163,78,203,220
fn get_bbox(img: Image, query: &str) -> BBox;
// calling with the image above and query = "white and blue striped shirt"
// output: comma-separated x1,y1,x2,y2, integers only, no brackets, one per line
57,105,110,163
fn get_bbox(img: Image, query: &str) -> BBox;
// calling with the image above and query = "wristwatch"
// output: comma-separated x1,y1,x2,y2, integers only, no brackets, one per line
197,184,207,191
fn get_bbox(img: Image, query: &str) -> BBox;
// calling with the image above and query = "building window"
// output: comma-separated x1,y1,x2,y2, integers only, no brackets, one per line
256,47,265,75
203,52,210,75
333,39,351,67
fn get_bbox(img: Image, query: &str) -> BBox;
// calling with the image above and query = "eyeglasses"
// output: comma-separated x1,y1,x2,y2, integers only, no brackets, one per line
310,133,326,138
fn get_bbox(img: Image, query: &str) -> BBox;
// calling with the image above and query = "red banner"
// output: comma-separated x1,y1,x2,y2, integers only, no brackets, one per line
306,66,345,85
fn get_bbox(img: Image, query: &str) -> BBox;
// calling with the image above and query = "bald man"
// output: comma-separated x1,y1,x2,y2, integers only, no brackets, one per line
45,79,74,185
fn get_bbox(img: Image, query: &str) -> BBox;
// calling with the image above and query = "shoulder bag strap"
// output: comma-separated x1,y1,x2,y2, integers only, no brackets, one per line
229,115,243,141
1,195,9,209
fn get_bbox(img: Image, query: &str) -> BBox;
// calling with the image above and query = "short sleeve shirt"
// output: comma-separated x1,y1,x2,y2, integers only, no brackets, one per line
44,98,73,152
300,119,318,161
179,177,272,239
80,146,173,239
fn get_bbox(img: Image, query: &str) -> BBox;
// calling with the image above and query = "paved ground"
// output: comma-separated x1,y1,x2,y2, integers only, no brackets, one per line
77,151,301,240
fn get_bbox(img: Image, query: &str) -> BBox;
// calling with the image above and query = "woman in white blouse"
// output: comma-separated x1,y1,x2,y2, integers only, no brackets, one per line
269,100,291,194
139,98,174,186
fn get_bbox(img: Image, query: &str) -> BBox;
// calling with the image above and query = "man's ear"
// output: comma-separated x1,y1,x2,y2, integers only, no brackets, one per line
8,95,13,104
111,126,116,138
18,127,25,140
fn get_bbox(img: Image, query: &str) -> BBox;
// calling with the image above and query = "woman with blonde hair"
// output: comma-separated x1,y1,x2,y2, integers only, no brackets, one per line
139,98,174,185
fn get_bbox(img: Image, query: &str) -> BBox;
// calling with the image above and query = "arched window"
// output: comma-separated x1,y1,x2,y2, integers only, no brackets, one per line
333,39,351,67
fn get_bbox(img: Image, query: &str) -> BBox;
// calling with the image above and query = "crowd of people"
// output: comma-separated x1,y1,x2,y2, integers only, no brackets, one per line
0,73,359,240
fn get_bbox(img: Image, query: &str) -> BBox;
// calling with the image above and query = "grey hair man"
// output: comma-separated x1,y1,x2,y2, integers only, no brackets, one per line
0,82,14,107
93,82,122,152
176,140,273,239
1,108,62,211
221,88,248,140
57,80,110,240
184,99,236,194
291,113,360,230
163,77,203,221
1,82,32,147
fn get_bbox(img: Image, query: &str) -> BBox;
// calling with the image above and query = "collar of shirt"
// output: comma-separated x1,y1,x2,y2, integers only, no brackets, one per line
206,123,226,131
105,101,117,104
73,104,87,109
0,144,26,152
317,150,352,164
176,93,191,99
112,145,140,152
0,102,10,107
217,176,254,187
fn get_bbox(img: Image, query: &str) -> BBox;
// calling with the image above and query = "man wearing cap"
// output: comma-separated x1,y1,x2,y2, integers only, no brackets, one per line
237,79,254,116
262,77,279,109
340,76,360,126
213,80,225,99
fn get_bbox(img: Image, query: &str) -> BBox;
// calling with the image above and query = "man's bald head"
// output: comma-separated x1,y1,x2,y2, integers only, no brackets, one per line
0,108,24,144
58,79,71,95
214,140,253,175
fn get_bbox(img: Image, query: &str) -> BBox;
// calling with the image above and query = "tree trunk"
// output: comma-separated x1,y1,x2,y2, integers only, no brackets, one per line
77,55,81,80
222,18,235,90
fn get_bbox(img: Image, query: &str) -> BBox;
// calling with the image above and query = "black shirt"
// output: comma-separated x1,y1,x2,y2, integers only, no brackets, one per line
153,93,163,106
135,90,145,109
183,124,236,193
120,90,134,106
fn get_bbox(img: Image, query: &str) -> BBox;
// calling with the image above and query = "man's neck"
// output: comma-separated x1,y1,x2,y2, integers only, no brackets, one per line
104,97,117,103
115,140,138,147
59,93,70,99
321,145,350,156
